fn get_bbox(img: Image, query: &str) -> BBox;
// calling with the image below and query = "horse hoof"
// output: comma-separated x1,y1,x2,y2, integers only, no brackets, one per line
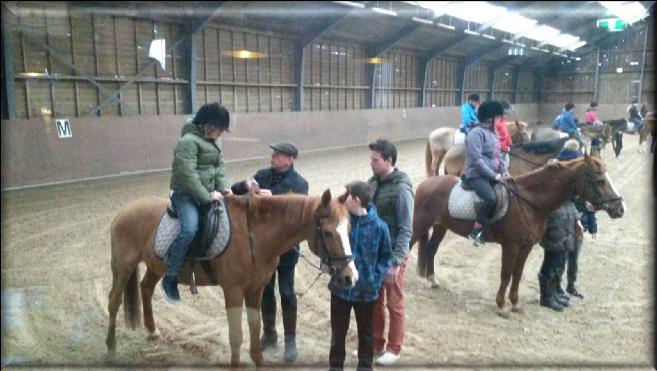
427,275,440,289
498,310,510,319
511,306,524,314
147,328,161,340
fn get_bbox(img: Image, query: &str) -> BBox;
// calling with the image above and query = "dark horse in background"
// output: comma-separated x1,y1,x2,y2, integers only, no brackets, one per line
106,190,356,367
410,155,624,317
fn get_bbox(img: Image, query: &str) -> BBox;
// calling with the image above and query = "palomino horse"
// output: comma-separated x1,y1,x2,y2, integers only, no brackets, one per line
425,121,529,177
639,112,655,153
411,155,624,317
441,124,532,176
106,190,357,367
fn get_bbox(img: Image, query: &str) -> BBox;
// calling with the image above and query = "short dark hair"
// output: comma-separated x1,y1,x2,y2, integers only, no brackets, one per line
565,103,575,111
345,181,372,206
368,139,397,166
193,102,230,130
468,94,480,102
590,101,598,107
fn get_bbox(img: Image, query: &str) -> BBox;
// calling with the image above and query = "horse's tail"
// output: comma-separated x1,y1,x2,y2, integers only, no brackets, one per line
123,264,142,330
425,140,434,178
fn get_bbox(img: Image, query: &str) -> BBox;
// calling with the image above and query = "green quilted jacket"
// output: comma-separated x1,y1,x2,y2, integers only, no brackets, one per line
169,118,229,204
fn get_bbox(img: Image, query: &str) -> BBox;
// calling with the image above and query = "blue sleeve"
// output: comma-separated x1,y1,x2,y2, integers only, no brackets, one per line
460,105,469,129
374,223,393,289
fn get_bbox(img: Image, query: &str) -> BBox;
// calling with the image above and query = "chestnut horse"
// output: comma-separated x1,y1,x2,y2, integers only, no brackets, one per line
425,121,529,177
106,190,357,367
411,155,624,317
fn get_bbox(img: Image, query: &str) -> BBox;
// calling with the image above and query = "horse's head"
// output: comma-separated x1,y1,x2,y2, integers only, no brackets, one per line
309,189,358,289
573,154,625,218
511,121,530,144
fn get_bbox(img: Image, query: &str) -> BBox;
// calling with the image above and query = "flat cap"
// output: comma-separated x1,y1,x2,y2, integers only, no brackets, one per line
269,142,299,158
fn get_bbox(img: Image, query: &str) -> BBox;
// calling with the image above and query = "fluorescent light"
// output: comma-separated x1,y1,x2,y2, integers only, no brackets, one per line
482,34,496,40
530,46,540,51
549,34,580,48
599,1,648,24
502,39,515,45
575,57,581,61
541,48,550,53
437,22,455,30
516,42,526,47
332,1,365,8
417,1,452,18
371,7,397,16
552,51,561,55
566,40,587,51
464,29,480,36
523,25,560,42
616,67,623,73
444,1,507,24
412,16,434,25
492,12,537,34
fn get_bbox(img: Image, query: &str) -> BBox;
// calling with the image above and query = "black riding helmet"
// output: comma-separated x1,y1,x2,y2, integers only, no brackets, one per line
193,102,230,132
477,101,505,123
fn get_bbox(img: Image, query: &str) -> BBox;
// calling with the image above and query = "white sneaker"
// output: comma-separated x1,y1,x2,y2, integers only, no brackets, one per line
375,351,401,366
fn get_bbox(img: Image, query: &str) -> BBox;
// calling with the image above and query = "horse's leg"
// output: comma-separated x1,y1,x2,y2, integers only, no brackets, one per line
509,245,533,314
106,256,139,355
496,244,517,318
140,267,161,339
426,225,447,288
433,150,446,176
224,288,245,367
244,288,265,367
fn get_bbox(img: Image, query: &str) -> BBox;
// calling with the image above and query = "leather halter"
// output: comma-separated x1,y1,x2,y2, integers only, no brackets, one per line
314,217,353,275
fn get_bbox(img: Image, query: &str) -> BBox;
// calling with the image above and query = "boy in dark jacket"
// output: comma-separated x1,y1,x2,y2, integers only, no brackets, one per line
325,181,393,371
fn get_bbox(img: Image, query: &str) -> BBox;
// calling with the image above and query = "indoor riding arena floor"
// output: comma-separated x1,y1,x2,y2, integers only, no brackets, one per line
1,135,654,369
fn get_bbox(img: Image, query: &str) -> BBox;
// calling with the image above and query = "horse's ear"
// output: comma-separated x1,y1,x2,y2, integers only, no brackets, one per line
321,189,332,207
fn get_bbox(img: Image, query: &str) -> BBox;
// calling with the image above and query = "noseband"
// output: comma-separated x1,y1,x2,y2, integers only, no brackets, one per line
315,218,353,274
584,170,623,211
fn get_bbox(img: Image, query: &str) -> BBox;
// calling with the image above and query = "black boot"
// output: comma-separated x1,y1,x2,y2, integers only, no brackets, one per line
554,274,570,303
567,282,584,299
283,335,298,362
260,312,278,350
539,274,563,312
468,227,485,247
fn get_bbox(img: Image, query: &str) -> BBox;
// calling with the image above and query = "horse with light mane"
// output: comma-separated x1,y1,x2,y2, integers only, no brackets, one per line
105,190,356,367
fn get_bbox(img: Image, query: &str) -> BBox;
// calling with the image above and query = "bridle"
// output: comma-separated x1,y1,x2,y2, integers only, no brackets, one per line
314,217,353,275
583,169,623,211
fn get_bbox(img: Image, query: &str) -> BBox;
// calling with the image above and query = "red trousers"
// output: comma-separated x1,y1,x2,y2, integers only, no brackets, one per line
372,256,408,355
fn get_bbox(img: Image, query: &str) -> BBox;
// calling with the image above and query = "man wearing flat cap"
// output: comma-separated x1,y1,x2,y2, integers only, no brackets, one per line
231,141,308,362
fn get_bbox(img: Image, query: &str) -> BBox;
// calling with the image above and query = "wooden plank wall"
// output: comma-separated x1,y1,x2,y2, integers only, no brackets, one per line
516,71,536,104
539,24,654,107
6,2,554,120
463,62,489,102
303,41,367,111
425,57,457,107
492,64,514,103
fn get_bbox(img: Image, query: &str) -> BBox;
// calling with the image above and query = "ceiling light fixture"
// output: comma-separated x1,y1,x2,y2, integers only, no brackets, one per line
371,7,397,16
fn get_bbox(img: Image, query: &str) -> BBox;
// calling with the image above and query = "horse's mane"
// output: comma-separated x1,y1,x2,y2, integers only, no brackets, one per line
518,137,568,154
514,156,604,187
247,193,347,224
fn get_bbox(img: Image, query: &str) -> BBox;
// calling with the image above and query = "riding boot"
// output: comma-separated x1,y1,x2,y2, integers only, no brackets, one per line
282,309,298,362
283,335,298,362
551,274,569,307
567,282,584,299
538,274,563,312
260,312,278,350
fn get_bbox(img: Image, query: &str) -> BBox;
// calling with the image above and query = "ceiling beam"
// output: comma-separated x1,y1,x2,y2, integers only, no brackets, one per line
300,8,360,48
368,23,422,57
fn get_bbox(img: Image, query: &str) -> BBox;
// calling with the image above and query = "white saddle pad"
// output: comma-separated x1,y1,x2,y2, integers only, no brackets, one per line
448,180,509,222
454,131,466,145
154,201,231,260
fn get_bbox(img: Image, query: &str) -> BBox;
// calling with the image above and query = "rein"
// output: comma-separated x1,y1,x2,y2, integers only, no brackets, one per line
499,177,542,210
507,150,546,167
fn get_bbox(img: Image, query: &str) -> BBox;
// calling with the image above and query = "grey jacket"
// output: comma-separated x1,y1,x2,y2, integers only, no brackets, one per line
463,120,506,180
539,201,580,252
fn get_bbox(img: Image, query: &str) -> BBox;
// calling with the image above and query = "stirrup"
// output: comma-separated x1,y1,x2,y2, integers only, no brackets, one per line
468,228,485,247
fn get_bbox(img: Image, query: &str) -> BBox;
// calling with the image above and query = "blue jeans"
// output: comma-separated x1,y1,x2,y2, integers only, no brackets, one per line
463,176,497,226
581,210,597,234
631,118,644,133
166,192,201,276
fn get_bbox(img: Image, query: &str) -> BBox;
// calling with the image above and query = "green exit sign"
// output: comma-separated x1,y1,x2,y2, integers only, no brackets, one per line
597,18,627,32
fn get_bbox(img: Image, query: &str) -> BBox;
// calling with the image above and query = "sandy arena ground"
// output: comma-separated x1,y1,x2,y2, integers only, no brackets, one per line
1,133,654,369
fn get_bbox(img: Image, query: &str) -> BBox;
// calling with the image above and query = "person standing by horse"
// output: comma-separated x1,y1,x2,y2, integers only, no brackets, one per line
538,139,585,311
497,101,513,170
460,94,480,135
325,181,393,371
462,101,508,246
367,139,414,366
162,102,233,304
231,142,308,362
627,98,644,134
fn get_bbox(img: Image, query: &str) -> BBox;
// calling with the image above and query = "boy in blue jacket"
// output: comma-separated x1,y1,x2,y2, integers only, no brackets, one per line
325,181,393,371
